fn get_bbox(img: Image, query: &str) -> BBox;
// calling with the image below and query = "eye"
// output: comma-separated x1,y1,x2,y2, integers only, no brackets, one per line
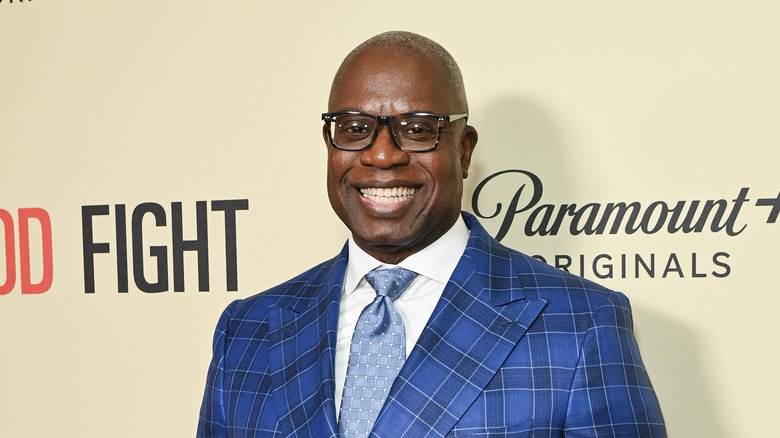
405,124,428,135
335,117,374,138
398,118,437,139
343,122,369,134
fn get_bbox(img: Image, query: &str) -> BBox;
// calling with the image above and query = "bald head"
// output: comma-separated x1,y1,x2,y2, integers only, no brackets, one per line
328,31,468,113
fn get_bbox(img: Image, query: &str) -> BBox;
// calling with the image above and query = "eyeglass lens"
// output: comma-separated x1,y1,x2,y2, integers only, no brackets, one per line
329,114,439,151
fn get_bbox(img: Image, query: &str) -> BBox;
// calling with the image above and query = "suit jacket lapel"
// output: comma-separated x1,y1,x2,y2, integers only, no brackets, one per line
266,244,347,438
371,213,547,437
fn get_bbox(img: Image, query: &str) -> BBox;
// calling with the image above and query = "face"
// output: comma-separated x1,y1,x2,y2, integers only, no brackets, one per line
325,52,477,263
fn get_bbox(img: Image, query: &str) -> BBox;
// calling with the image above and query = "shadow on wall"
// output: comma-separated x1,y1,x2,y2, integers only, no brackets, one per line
462,95,727,437
463,95,573,217
638,309,729,437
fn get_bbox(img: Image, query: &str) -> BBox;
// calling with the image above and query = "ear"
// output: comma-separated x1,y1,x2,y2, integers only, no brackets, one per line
459,125,478,179
322,124,331,148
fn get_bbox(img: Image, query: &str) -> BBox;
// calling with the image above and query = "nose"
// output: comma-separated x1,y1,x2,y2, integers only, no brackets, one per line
359,125,410,169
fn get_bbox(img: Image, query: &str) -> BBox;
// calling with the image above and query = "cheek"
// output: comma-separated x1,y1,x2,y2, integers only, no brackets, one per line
327,156,360,211
423,153,462,193
326,154,349,184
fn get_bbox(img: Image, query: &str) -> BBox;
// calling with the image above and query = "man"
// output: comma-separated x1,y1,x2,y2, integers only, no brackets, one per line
198,31,665,437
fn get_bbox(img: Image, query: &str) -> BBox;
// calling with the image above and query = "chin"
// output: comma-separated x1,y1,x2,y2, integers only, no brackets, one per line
352,226,414,248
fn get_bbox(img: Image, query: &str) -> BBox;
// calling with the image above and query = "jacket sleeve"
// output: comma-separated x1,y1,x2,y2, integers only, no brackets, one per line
564,292,667,437
197,300,240,438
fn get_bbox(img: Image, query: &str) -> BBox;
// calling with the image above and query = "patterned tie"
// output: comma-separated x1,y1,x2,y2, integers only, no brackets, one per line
338,267,417,438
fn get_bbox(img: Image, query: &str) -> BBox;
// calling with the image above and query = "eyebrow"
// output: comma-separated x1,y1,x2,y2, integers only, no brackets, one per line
329,108,443,116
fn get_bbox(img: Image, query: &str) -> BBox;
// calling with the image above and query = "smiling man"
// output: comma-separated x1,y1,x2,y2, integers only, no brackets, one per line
198,31,665,437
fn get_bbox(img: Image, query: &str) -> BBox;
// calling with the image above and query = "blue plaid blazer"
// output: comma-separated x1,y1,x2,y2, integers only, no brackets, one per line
198,212,665,437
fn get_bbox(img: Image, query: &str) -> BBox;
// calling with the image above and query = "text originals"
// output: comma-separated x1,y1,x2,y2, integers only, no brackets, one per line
533,252,731,280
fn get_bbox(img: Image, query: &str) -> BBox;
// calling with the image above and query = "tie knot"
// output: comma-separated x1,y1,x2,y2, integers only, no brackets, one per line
364,267,417,301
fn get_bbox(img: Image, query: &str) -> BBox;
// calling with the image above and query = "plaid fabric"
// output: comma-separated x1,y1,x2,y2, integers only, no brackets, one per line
197,212,665,437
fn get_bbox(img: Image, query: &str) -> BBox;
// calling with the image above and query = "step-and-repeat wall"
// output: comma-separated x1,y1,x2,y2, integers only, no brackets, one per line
2,2,778,437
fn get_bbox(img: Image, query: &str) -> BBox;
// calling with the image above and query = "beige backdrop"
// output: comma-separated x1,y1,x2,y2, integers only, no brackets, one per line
1,1,778,437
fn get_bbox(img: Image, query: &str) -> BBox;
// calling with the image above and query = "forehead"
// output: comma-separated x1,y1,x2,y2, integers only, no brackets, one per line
329,51,458,115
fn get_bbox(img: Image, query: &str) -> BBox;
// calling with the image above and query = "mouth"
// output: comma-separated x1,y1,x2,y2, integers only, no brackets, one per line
358,186,417,204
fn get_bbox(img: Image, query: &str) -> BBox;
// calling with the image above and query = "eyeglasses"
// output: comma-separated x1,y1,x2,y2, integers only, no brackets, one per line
321,110,468,152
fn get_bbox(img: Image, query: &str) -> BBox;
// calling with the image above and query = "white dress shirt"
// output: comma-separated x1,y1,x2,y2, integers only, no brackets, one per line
334,215,470,419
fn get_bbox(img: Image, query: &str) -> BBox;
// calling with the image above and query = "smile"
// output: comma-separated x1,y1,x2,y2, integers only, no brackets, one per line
358,187,416,204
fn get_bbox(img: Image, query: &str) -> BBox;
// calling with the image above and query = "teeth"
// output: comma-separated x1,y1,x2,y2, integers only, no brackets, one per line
359,186,416,203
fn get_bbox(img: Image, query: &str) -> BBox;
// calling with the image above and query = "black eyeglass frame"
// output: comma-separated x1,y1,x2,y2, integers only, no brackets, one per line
321,110,469,152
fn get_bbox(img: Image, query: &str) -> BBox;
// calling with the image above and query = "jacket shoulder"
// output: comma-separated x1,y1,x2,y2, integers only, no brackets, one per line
223,253,344,322
503,243,631,313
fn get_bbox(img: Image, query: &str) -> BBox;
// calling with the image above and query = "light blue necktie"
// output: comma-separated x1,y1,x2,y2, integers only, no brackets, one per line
338,267,417,438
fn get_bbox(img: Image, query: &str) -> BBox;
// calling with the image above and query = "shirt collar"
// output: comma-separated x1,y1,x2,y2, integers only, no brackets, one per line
344,214,470,296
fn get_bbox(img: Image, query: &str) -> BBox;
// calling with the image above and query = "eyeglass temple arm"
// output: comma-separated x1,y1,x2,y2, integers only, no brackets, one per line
446,113,469,122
